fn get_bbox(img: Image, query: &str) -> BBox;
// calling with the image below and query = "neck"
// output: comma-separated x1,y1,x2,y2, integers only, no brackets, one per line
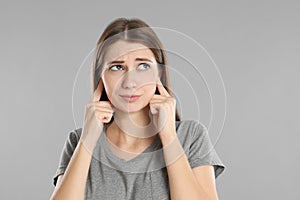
114,105,151,128
106,105,158,152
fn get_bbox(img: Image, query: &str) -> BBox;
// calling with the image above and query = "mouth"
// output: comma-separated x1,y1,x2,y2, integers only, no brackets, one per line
119,94,141,103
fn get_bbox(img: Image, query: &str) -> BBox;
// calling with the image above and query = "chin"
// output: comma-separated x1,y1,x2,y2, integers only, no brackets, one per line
113,101,149,113
119,104,148,113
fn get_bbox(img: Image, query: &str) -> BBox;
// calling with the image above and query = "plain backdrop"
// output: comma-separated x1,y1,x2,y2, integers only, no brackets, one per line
0,0,299,199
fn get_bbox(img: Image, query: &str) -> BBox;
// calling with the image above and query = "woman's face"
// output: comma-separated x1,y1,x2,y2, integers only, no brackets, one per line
101,40,161,113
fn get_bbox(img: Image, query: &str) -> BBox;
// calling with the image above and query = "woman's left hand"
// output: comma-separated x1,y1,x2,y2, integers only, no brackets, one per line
149,79,177,144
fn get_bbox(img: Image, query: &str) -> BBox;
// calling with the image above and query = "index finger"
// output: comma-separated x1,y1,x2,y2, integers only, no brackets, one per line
93,79,103,102
157,79,171,97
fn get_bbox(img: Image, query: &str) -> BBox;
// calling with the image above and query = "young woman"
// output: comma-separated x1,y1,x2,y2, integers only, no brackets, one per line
51,17,225,200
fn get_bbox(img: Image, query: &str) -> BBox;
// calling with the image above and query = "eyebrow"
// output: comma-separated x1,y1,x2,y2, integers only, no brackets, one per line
107,57,153,65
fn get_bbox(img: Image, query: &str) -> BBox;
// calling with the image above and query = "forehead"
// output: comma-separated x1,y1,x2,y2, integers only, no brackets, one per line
104,40,155,62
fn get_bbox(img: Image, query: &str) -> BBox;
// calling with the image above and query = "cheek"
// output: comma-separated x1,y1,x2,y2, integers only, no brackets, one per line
142,85,157,99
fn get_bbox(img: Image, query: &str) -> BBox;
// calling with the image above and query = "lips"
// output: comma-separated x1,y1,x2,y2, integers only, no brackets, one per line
119,94,141,98
119,94,141,103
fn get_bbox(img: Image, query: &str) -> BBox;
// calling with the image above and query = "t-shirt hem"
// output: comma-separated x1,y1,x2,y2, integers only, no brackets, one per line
53,166,67,187
189,159,226,179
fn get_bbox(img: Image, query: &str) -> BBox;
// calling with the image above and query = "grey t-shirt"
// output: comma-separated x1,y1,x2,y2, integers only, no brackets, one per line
53,120,225,200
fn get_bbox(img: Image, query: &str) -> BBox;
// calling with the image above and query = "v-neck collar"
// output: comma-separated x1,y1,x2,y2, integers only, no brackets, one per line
102,123,161,163
91,121,182,173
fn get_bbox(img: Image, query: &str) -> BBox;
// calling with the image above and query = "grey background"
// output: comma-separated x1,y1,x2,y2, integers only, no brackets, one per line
1,0,299,199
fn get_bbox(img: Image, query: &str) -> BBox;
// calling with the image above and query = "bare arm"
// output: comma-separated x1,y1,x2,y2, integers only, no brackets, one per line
49,142,94,200
50,80,114,200
161,134,213,200
55,174,64,188
152,81,216,199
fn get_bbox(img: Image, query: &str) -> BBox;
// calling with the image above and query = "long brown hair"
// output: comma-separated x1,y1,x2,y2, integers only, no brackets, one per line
90,17,181,122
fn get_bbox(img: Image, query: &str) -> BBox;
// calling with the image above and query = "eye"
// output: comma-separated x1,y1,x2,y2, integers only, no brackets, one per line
137,63,150,70
109,65,124,71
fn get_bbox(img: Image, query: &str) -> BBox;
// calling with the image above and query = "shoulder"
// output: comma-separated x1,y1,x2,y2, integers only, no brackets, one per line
176,119,206,136
65,127,83,145
73,127,83,138
175,119,208,143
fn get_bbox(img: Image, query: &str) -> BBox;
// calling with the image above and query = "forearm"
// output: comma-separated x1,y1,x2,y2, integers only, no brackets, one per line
50,142,94,200
161,134,210,200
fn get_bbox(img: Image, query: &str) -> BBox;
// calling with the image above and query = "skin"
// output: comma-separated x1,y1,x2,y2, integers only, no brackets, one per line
101,40,162,154
51,40,219,200
101,40,219,199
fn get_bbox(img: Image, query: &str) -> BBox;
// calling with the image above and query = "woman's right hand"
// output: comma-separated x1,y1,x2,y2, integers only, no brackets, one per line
79,79,114,153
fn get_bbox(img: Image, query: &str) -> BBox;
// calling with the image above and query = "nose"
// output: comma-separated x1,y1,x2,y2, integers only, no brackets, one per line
121,71,137,89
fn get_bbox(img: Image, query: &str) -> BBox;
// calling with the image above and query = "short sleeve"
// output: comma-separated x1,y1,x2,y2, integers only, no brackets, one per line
188,121,225,179
52,129,81,186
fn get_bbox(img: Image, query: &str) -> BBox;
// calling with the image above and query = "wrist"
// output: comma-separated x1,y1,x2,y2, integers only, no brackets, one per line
159,129,177,147
160,134,185,166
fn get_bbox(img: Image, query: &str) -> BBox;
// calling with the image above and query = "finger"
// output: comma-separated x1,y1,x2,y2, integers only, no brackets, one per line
151,94,166,100
149,99,164,104
150,104,159,115
157,79,171,97
94,111,114,118
95,112,113,123
93,107,114,114
93,78,104,102
86,101,113,109
93,107,115,114
149,101,161,114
